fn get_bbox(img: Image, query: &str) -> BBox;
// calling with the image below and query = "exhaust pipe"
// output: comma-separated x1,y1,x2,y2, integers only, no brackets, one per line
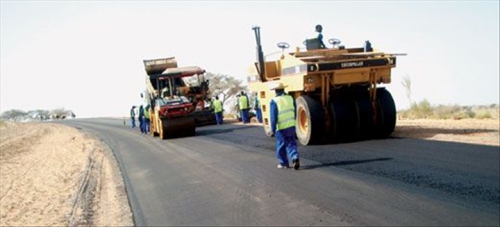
252,26,266,82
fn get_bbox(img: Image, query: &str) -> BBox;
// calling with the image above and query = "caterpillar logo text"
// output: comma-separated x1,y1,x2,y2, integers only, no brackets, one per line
341,61,364,68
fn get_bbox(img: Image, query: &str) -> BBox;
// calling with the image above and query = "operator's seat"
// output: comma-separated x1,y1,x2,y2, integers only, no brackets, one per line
305,38,322,50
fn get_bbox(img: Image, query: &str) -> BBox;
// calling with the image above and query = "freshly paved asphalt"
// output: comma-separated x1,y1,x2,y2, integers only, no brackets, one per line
61,118,500,226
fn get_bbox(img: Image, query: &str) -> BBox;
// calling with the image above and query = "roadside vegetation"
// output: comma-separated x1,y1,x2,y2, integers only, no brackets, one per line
0,108,75,122
398,74,499,120
398,101,499,120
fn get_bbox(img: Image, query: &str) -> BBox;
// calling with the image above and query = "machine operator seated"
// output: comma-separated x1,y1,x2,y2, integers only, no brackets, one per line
304,24,326,50
305,24,326,50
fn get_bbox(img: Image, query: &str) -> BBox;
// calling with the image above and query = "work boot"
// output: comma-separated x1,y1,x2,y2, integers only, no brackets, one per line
277,163,289,169
292,159,300,170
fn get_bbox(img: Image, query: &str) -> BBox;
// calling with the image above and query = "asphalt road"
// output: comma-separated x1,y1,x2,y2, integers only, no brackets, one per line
61,118,500,226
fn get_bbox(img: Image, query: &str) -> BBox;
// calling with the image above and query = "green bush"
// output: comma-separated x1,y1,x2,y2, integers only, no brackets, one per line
398,101,499,120
474,109,492,119
433,104,460,119
407,99,433,119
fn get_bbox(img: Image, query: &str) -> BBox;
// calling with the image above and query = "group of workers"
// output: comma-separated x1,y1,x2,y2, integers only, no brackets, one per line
129,88,299,170
125,24,329,170
129,88,298,170
210,91,263,125
129,105,151,134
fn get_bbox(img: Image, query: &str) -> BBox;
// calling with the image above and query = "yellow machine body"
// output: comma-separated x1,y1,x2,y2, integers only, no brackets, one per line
248,26,402,145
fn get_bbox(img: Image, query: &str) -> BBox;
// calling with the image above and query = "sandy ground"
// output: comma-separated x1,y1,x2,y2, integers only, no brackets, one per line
0,122,133,226
393,119,499,146
0,118,498,226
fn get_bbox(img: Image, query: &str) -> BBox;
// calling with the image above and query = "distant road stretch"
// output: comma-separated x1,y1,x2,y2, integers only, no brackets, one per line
61,118,500,226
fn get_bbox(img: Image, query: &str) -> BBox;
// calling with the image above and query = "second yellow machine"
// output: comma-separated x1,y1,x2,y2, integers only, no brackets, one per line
248,26,404,145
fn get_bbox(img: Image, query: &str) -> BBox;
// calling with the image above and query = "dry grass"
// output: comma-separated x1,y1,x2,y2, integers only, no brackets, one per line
398,102,499,120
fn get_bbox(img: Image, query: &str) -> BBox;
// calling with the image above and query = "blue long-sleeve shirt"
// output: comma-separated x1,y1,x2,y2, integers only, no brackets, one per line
318,33,325,48
270,91,296,136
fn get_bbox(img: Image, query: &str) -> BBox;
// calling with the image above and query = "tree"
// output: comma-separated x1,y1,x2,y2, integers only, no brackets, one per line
50,108,73,119
401,73,412,107
0,109,27,121
205,72,247,107
28,109,50,120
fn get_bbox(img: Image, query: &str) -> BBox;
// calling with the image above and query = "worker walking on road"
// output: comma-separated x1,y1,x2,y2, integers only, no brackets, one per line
270,82,300,170
130,106,136,128
239,91,250,124
138,105,144,133
213,96,224,125
142,105,151,134
253,92,263,123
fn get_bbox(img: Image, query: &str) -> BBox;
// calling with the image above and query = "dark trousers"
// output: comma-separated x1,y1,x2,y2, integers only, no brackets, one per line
215,112,223,125
130,117,136,128
141,118,150,133
275,130,298,166
255,109,262,123
241,109,250,123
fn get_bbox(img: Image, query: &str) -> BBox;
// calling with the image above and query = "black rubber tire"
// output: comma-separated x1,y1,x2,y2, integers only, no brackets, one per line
329,94,357,143
296,96,325,145
354,91,373,140
187,119,196,137
375,88,396,138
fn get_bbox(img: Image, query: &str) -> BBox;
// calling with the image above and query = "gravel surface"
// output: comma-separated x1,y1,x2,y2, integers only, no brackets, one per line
0,122,133,226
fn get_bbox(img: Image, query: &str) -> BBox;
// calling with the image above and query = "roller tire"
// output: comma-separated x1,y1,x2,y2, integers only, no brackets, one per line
296,96,325,145
329,95,357,143
375,88,396,138
354,91,373,140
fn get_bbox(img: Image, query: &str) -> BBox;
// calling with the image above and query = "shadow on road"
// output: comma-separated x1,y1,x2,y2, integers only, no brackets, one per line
301,157,393,170
196,125,254,136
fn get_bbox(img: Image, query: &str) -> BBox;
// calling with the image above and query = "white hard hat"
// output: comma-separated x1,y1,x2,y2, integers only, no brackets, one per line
269,82,288,90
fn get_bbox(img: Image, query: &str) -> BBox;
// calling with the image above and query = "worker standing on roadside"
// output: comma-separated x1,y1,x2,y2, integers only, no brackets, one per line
143,105,151,134
138,105,144,133
213,96,224,125
239,91,250,124
130,106,136,128
253,92,263,123
270,82,300,170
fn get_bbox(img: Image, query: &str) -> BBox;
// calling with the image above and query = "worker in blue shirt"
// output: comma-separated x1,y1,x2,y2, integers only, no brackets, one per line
270,82,300,170
129,106,136,128
213,96,224,125
143,105,151,134
239,91,250,124
253,92,263,123
315,24,326,49
138,105,144,133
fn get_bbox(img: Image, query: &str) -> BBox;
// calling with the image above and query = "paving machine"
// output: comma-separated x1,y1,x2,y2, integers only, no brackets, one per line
142,57,215,139
248,26,405,145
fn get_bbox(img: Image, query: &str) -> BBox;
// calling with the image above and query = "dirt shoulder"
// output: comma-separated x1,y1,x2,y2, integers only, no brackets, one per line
393,119,499,146
0,122,133,226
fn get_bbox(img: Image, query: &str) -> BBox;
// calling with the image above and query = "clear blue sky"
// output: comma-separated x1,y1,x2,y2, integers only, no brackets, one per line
1,1,499,117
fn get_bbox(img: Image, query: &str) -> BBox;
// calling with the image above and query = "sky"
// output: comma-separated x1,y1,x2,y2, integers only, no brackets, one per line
1,1,499,118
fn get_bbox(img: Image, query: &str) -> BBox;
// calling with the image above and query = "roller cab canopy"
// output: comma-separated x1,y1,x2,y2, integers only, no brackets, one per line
143,57,178,76
155,66,206,80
